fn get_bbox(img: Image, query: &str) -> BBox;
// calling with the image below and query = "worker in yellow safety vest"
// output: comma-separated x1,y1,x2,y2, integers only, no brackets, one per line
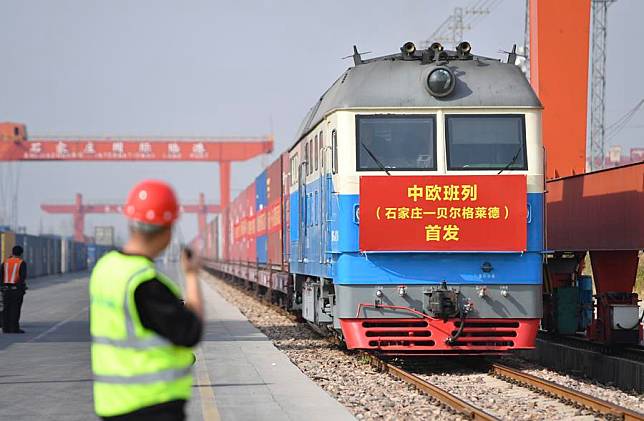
90,180,204,421
1,245,28,333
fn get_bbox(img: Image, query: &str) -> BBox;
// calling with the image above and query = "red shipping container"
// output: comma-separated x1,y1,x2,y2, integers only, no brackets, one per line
223,207,232,261
282,153,291,268
205,217,219,260
234,183,257,263
230,191,245,261
266,155,284,267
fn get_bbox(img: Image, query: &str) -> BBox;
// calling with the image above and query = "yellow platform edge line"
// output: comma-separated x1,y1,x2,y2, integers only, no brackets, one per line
195,347,221,421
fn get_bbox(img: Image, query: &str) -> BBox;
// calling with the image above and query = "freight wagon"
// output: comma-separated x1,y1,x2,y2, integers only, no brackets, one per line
203,155,291,295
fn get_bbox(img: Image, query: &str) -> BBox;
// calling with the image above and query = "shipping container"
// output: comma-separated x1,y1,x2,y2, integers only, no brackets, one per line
15,234,47,277
52,238,62,274
1,231,91,279
230,189,242,261
230,183,256,263
245,183,257,263
88,244,97,269
72,241,88,272
61,239,73,273
222,207,231,261
1,231,16,262
282,152,291,269
205,216,220,261
227,206,234,261
215,216,222,260
230,196,239,261
94,226,115,246
44,237,60,275
255,170,268,264
266,155,284,267
87,243,113,269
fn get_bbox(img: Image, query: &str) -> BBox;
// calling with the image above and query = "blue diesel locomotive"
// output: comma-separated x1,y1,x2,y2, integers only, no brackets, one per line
208,41,544,355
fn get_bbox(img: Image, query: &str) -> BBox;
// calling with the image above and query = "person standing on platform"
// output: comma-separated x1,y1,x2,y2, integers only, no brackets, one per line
89,180,204,421
1,245,28,334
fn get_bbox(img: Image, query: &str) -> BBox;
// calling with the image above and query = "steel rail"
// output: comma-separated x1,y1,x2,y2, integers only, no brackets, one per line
209,272,642,421
211,272,491,420
491,364,644,421
361,352,499,421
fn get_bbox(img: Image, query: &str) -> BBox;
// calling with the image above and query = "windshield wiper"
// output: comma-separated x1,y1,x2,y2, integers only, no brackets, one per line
360,142,391,175
497,146,522,175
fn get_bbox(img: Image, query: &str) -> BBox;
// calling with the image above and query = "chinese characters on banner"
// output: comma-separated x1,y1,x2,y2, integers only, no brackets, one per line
359,175,527,251
19,141,211,160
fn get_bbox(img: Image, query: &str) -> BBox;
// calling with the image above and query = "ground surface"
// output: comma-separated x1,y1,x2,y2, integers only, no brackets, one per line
0,266,352,421
206,272,644,420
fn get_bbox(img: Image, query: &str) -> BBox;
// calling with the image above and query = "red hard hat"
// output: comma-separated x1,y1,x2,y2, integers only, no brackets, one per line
124,179,179,226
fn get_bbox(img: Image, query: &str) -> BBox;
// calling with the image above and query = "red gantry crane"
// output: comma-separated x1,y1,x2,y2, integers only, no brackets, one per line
530,0,644,346
0,122,273,253
41,193,220,242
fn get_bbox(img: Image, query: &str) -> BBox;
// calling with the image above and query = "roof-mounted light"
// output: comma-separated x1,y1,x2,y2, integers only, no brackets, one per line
402,41,416,55
426,66,456,98
456,41,472,58
401,41,417,60
430,42,444,52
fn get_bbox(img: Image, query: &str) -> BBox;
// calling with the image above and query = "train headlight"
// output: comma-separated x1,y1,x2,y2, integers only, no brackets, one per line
426,66,455,98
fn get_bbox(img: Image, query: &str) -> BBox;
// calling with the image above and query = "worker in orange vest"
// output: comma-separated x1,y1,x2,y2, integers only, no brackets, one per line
1,245,28,333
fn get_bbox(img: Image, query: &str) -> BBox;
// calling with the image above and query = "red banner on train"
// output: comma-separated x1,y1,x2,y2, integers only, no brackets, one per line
359,175,527,252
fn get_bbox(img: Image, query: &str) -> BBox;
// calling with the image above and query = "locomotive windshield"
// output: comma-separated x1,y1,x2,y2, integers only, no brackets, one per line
446,115,527,170
356,115,436,171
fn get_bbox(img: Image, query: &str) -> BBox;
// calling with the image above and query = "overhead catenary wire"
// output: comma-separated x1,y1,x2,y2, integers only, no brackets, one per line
605,98,644,143
421,0,504,48
466,0,502,28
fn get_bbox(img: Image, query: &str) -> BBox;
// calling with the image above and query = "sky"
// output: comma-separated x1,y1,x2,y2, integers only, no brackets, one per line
0,0,642,241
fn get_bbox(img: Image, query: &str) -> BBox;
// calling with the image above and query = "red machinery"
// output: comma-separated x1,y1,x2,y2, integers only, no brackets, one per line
531,0,644,346
41,193,220,242
545,163,643,345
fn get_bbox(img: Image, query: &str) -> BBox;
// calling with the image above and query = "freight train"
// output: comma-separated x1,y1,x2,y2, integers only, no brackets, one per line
0,231,113,277
200,41,544,354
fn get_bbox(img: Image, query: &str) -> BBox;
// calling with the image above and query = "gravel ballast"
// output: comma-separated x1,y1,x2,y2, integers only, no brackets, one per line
203,273,465,420
203,272,643,420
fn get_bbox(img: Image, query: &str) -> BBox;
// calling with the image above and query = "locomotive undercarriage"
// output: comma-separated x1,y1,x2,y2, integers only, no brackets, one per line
205,262,541,354
299,278,542,354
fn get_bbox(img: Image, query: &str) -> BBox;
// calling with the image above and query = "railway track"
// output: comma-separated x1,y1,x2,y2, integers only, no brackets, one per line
490,364,644,421
361,352,498,421
366,353,644,421
208,271,644,420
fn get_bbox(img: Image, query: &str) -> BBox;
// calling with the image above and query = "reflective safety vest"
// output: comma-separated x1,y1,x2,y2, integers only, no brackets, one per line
3,257,23,284
89,251,194,417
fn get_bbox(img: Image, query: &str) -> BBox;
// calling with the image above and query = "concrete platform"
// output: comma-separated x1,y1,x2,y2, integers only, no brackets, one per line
0,266,354,421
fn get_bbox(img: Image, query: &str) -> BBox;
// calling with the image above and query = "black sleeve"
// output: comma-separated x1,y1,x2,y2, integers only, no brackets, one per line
19,261,27,284
134,279,203,347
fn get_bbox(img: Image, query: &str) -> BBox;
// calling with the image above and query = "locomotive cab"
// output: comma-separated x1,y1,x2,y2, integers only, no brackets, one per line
288,41,544,354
